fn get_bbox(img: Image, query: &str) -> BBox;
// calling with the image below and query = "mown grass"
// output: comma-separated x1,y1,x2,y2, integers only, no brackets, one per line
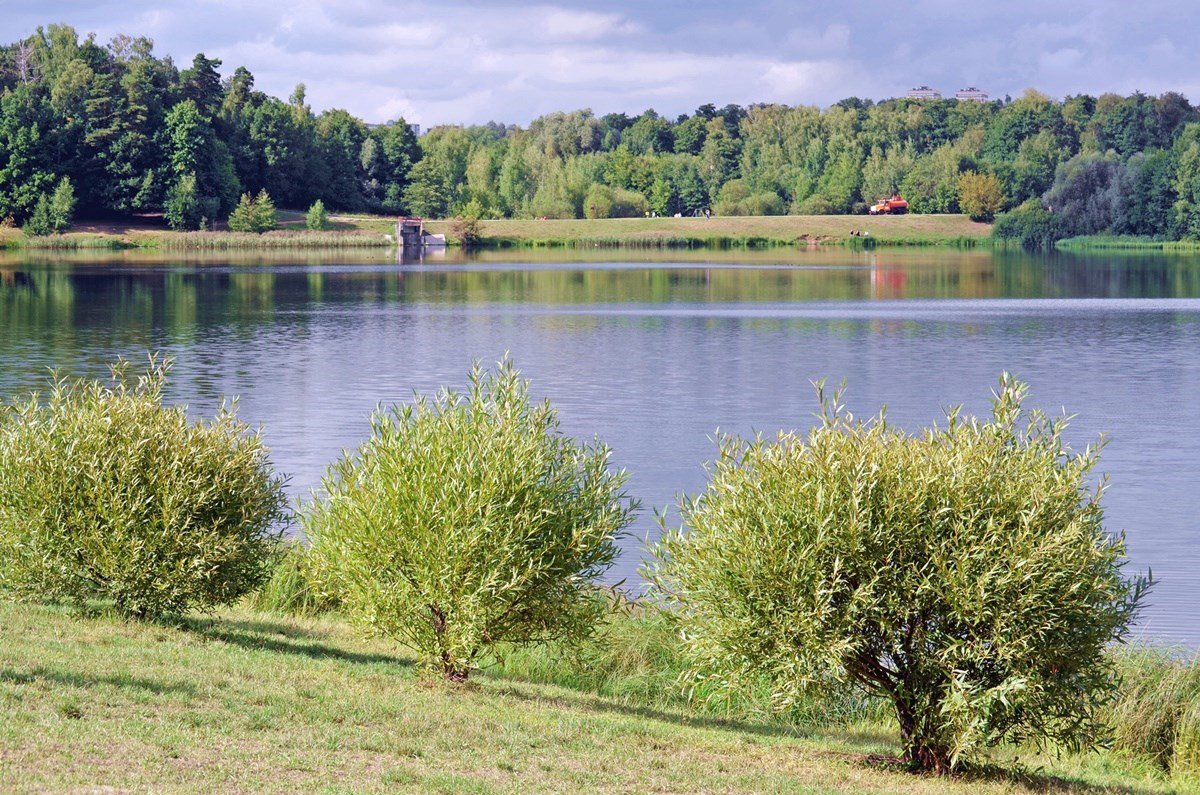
423,214,994,249
0,600,1187,794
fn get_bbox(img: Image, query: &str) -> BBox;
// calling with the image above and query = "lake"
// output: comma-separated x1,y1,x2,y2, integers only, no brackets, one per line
2,247,1199,645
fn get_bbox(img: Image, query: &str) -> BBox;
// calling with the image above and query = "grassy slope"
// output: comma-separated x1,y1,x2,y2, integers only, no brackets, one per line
423,214,993,247
3,213,991,250
0,602,1177,794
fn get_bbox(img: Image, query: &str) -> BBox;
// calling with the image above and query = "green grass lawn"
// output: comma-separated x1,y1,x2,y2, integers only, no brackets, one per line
423,213,993,247
0,602,1181,794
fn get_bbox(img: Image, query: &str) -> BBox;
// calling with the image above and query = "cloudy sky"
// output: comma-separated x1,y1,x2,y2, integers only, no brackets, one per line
4,1,1197,126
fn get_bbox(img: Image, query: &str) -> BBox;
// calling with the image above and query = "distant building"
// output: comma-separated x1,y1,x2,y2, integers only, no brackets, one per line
954,87,989,103
906,86,942,100
364,122,422,136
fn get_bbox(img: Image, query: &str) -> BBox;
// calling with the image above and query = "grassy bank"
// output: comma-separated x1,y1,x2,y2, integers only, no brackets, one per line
0,213,991,252
425,213,992,249
0,600,1185,794
1056,235,1200,252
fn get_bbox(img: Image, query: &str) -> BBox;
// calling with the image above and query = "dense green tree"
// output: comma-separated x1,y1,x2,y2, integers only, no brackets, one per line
651,377,1145,774
1115,150,1176,237
623,110,674,155
402,158,451,217
0,84,54,221
860,144,916,204
1172,123,1200,239
305,198,328,230
163,172,209,230
243,97,322,207
179,53,223,118
314,109,367,210
1043,153,1122,236
673,113,709,155
365,120,421,212
164,99,240,217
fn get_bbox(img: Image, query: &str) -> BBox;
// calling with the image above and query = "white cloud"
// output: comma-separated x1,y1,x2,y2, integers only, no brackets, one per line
541,9,641,40
7,0,1199,125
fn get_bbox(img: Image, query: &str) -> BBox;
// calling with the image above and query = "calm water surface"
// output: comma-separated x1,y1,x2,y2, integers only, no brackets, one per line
2,247,1199,644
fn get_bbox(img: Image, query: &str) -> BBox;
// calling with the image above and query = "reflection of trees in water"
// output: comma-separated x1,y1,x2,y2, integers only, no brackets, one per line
5,251,1200,435
4,254,1200,351
1041,252,1200,298
0,270,76,333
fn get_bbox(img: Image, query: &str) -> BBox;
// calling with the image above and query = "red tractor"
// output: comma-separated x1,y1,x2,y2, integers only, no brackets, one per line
869,194,909,215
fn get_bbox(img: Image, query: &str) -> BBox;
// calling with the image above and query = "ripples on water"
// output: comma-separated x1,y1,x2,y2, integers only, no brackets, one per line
2,248,1199,644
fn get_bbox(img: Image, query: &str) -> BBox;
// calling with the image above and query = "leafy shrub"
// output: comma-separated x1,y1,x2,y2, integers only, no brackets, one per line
732,191,786,216
584,184,650,218
0,358,288,619
957,170,1005,221
993,199,1068,250
23,177,75,236
450,198,485,247
227,190,278,233
713,181,786,216
650,375,1146,773
305,199,329,231
712,180,750,215
164,173,218,231
792,194,839,215
21,195,55,236
305,360,637,681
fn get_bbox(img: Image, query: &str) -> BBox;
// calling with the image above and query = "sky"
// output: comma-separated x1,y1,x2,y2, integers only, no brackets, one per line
4,1,1198,127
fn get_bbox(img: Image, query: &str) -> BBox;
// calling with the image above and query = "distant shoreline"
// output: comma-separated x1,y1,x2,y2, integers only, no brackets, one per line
1,213,994,252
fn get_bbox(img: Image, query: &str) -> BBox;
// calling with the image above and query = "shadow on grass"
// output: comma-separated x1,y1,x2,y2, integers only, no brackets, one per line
944,762,1165,795
850,754,1166,795
182,616,413,670
0,666,198,697
486,679,829,743
493,680,1165,794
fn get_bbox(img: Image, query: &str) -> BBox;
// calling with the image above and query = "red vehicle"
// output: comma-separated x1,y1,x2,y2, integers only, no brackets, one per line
869,194,909,215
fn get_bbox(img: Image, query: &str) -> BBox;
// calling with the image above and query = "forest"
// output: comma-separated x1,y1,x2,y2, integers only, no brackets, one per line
2,24,1200,242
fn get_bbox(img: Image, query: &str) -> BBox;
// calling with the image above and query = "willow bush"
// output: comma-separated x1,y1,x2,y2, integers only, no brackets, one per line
305,360,637,681
650,375,1147,774
0,358,287,619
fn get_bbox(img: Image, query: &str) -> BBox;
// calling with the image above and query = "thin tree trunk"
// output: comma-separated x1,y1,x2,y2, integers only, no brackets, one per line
895,700,951,774
428,603,469,682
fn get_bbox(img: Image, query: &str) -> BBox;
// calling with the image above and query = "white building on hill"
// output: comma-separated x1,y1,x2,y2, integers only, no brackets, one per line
905,86,942,100
954,87,989,102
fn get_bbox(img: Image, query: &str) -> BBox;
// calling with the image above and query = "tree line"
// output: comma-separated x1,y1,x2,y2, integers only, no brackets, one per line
3,24,1200,241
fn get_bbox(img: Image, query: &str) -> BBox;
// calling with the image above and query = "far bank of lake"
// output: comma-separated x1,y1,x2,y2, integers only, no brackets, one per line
1,212,993,251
